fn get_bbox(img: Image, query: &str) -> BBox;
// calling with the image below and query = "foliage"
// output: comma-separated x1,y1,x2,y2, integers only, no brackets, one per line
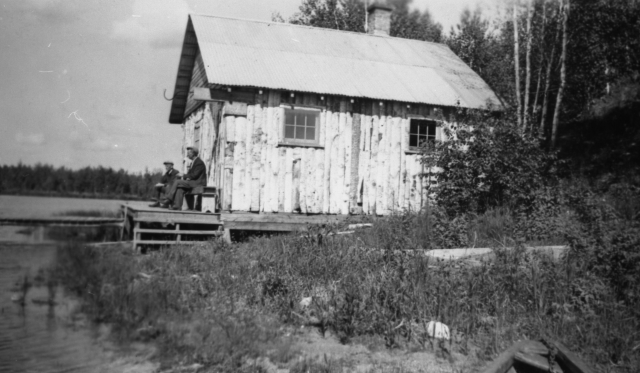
288,0,365,32
444,7,512,106
54,188,640,372
428,108,558,217
288,0,442,42
0,162,162,200
387,0,442,42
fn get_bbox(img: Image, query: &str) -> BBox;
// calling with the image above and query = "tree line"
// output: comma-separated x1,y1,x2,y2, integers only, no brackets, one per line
0,163,162,200
279,0,640,151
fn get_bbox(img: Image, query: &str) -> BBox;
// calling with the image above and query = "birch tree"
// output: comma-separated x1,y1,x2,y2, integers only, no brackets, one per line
531,0,546,133
513,0,522,129
539,2,560,137
523,0,533,131
551,0,569,149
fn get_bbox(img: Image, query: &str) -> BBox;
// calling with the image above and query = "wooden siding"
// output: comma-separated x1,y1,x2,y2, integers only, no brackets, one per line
184,50,208,118
182,90,451,215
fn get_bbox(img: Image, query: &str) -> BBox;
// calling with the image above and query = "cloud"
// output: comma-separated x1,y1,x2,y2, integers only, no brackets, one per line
110,0,190,48
15,132,46,146
16,0,79,23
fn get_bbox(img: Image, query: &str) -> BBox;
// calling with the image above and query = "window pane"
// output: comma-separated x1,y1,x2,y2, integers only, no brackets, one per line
410,121,419,134
409,135,418,147
285,125,295,139
306,127,315,140
306,113,316,128
285,112,295,126
295,126,305,139
428,123,436,137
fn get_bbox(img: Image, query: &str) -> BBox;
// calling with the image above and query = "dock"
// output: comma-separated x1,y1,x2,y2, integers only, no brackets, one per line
122,205,354,251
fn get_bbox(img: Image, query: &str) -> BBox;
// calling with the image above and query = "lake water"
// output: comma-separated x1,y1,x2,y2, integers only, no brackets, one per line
0,195,156,373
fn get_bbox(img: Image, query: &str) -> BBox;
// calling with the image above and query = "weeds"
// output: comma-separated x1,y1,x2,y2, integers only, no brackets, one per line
52,180,640,373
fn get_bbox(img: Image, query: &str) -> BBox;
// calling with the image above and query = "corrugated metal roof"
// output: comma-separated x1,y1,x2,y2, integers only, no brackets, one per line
170,14,501,122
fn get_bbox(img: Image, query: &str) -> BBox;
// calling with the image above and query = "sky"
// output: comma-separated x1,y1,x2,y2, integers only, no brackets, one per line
0,0,496,173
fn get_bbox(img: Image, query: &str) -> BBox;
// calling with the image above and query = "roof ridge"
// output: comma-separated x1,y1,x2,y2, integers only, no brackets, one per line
188,13,447,47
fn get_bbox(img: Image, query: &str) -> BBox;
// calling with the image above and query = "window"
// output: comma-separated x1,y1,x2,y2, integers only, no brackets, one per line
282,107,321,145
409,119,437,151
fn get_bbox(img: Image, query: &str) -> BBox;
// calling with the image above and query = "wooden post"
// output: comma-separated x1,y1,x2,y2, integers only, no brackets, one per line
120,206,128,241
222,228,232,244
133,221,140,253
176,223,181,242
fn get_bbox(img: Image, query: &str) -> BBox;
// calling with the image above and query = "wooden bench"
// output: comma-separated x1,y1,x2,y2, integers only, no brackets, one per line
185,186,218,212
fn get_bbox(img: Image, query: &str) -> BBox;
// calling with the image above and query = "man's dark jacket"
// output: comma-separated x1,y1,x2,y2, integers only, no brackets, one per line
160,169,180,185
184,157,207,186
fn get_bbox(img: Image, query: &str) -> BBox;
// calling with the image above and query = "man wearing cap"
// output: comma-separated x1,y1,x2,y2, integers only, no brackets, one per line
149,161,180,208
161,146,207,210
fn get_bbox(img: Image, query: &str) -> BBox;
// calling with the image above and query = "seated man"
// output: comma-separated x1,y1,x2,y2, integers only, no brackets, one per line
149,161,180,208
161,146,207,210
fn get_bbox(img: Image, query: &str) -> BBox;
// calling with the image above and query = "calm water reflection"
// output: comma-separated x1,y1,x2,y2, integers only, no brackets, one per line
0,196,157,373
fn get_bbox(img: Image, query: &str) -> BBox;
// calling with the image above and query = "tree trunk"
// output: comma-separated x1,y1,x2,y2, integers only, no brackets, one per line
524,0,534,131
539,2,561,137
532,0,547,134
513,0,522,129
551,0,569,149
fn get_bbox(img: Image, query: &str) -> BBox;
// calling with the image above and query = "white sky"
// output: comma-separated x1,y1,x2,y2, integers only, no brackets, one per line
0,0,498,173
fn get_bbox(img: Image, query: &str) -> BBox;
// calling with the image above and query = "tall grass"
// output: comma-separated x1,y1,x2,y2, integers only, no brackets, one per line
53,197,640,372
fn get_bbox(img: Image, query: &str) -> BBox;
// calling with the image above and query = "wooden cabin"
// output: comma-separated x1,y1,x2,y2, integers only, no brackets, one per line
168,5,501,216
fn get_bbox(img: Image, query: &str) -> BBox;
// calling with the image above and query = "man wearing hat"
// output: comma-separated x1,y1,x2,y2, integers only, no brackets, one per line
149,160,180,208
161,146,207,210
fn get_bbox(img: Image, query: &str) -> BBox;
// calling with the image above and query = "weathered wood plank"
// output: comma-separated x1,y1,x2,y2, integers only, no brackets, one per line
329,109,341,214
192,87,256,104
232,116,247,211
368,103,379,215
389,115,401,212
223,142,235,211
284,148,293,212
278,147,286,212
305,148,316,213
259,136,267,212
350,112,361,213
336,106,347,214
225,114,236,143
314,148,325,212
375,106,387,215
549,338,596,373
342,108,352,214
322,105,334,213
269,147,280,212
292,153,301,212
241,115,252,211
250,104,262,211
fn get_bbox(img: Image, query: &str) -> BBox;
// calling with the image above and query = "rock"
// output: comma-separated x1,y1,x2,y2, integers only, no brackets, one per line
299,296,312,309
426,321,450,340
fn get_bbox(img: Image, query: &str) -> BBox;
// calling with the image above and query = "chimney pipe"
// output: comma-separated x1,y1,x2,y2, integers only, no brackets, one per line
366,2,392,36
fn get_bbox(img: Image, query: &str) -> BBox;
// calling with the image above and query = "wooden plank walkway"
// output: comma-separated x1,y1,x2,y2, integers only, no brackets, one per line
123,205,359,250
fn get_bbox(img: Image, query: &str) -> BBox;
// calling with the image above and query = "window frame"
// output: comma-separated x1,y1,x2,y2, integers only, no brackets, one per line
407,118,439,153
279,105,322,147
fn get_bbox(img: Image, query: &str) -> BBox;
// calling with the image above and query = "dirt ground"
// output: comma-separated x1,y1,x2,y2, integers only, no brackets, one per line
252,326,484,373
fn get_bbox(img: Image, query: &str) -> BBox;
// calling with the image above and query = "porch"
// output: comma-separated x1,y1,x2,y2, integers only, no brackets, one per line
122,204,355,251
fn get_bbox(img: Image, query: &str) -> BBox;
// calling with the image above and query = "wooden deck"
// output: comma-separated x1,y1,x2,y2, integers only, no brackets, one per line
122,205,356,250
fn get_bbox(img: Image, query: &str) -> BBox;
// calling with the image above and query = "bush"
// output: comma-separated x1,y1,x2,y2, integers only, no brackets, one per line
427,108,558,217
